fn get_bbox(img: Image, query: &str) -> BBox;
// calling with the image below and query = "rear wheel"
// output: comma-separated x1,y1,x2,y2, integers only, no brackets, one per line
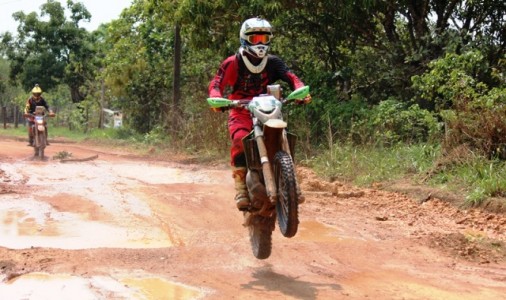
274,151,299,238
248,216,273,259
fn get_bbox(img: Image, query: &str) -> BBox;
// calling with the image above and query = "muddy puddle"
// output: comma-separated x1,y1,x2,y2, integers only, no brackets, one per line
0,272,205,299
0,161,226,250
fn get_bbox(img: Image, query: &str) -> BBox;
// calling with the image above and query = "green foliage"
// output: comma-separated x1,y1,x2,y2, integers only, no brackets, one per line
298,95,439,150
0,58,24,106
412,51,506,159
350,98,440,146
309,143,440,186
412,51,489,111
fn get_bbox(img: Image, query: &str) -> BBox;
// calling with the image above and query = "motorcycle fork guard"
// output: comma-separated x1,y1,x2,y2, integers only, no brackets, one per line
243,130,296,168
243,134,261,171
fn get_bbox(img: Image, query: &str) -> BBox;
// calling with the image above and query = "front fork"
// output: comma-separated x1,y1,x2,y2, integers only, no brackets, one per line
254,125,304,205
253,125,277,205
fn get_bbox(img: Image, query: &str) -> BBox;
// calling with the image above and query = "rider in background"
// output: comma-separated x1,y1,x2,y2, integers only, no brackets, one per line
24,84,53,146
208,17,311,211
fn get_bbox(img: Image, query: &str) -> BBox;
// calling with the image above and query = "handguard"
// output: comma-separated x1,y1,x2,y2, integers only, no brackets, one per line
207,97,232,109
285,86,310,101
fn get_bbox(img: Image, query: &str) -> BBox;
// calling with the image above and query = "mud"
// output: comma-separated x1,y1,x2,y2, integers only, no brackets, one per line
0,136,505,299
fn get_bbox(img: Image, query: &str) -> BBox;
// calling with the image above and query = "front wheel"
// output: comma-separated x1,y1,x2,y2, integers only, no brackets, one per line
36,132,46,159
274,151,299,238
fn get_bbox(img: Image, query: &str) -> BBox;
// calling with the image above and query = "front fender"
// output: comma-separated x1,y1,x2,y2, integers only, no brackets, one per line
263,125,284,161
264,119,287,129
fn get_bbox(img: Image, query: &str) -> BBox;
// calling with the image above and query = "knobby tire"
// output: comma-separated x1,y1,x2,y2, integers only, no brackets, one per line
274,151,299,238
248,216,273,259
36,132,46,159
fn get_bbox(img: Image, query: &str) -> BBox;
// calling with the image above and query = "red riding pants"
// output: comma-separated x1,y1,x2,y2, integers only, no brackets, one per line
228,108,253,167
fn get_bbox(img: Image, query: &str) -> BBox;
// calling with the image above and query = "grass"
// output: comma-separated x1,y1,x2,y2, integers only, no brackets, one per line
2,124,128,143
307,143,438,185
429,158,506,205
0,123,227,164
306,142,506,208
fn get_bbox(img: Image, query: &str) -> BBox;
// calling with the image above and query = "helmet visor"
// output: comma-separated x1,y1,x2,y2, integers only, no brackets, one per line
247,34,271,45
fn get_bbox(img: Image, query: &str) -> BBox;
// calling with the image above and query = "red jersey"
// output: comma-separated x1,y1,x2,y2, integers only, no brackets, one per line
208,53,305,100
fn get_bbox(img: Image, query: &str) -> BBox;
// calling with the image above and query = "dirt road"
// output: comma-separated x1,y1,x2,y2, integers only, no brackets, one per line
0,136,505,299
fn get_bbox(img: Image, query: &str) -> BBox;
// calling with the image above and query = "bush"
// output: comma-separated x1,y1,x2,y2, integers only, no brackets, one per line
412,51,506,159
349,98,439,146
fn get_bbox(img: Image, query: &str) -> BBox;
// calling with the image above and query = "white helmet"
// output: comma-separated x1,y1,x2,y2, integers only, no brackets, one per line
239,17,273,58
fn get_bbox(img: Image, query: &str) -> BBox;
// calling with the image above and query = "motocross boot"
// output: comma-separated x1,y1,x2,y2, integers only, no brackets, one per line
232,166,250,211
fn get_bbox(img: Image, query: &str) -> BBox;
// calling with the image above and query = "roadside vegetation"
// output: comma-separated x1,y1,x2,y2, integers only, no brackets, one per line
1,0,505,209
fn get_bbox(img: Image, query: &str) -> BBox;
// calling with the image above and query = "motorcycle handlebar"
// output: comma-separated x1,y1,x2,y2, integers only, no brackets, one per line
24,112,56,117
213,98,296,112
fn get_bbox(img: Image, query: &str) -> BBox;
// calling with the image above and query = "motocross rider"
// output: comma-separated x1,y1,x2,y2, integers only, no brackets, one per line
24,84,53,146
208,17,311,211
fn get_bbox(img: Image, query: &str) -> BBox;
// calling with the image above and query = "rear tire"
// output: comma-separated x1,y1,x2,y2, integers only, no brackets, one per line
274,151,299,238
249,217,273,259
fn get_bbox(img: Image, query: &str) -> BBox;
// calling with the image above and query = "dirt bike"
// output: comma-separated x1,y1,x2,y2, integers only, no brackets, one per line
208,85,310,259
24,106,55,160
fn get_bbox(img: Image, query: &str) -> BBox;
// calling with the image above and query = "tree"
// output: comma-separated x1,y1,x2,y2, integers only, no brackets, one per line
0,0,95,103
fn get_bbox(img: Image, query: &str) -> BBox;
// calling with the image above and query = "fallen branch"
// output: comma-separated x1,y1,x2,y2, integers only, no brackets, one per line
60,154,99,163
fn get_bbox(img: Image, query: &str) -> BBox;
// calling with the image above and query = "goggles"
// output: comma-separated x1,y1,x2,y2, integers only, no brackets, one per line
33,93,41,97
246,34,271,45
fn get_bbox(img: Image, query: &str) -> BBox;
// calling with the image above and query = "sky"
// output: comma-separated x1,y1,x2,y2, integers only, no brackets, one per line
0,0,132,34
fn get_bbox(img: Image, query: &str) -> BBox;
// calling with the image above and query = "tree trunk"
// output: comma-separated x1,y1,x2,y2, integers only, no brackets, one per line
172,22,182,132
70,85,85,103
98,80,105,129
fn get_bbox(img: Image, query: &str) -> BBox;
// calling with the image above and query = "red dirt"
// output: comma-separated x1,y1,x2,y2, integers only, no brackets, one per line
0,135,505,299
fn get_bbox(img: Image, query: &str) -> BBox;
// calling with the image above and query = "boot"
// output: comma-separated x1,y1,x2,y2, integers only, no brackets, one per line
232,166,250,211
27,135,33,146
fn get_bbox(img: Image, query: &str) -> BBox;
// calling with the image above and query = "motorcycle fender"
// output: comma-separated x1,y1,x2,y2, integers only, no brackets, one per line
38,125,45,132
264,119,287,129
263,125,284,160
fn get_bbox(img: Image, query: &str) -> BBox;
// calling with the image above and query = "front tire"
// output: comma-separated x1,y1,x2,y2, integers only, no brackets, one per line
274,151,299,238
37,132,46,159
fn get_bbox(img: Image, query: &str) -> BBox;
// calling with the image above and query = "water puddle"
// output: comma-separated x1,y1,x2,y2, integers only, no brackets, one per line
0,272,204,300
295,221,343,242
0,205,172,249
122,277,203,299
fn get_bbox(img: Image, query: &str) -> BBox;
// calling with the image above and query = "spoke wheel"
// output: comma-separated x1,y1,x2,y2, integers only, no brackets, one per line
274,151,299,238
37,133,46,159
